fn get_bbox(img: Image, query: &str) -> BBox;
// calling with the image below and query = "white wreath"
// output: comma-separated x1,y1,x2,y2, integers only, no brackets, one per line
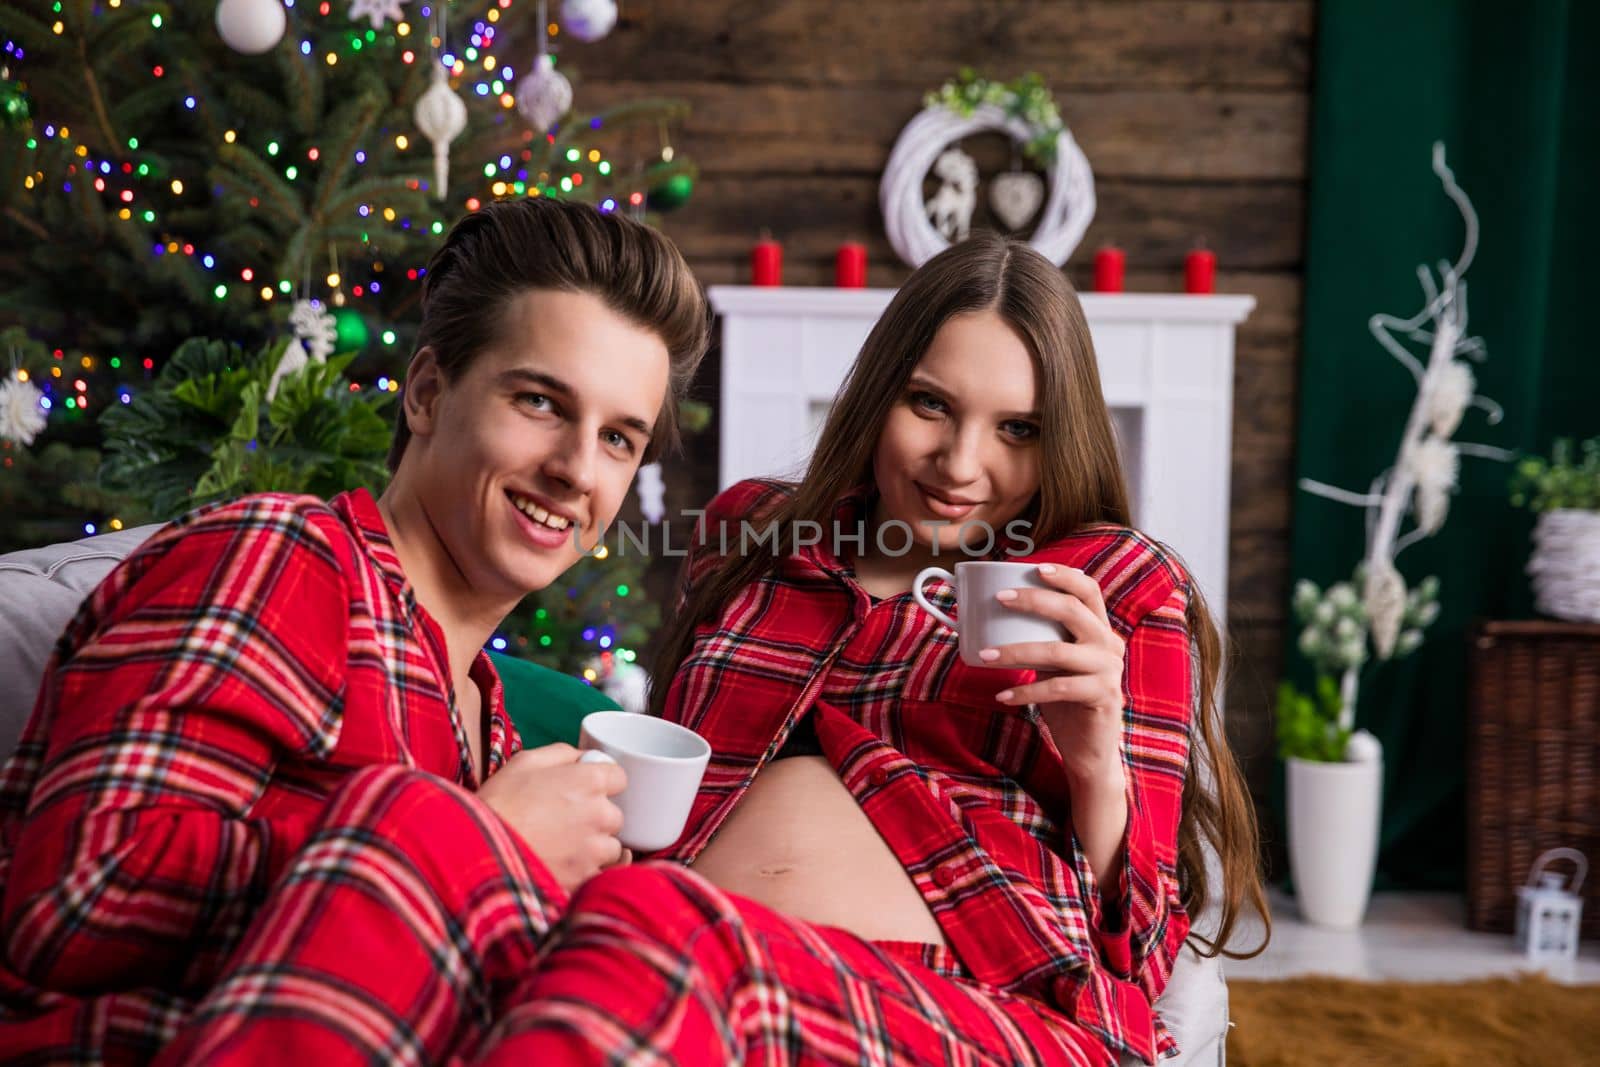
880,103,1095,269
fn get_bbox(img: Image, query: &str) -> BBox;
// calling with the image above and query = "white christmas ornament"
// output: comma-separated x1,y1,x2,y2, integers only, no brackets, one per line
602,659,649,714
635,461,665,524
924,147,978,242
561,0,618,42
266,339,309,403
215,0,287,55
516,54,573,132
989,170,1044,231
348,0,407,30
414,63,468,199
290,299,337,362
0,377,47,446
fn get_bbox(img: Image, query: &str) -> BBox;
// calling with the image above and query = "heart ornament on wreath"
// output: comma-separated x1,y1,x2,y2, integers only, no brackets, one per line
881,71,1094,268
989,170,1045,231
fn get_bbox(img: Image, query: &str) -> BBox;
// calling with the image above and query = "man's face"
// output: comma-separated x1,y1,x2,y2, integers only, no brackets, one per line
403,288,670,602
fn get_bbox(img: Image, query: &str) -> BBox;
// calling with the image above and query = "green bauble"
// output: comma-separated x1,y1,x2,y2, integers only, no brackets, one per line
0,79,32,131
332,307,370,352
646,169,694,213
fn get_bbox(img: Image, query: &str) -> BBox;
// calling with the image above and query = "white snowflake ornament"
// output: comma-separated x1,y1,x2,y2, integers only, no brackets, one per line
516,54,573,133
0,376,47,446
348,0,407,30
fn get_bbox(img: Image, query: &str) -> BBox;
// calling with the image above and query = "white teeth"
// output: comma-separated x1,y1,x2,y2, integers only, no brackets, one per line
510,492,571,531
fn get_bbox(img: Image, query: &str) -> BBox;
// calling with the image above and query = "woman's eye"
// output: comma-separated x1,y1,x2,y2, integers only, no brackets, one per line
910,391,948,414
1001,420,1040,441
602,429,635,453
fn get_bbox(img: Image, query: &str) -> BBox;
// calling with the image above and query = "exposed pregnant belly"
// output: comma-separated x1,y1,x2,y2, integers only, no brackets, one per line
691,756,946,945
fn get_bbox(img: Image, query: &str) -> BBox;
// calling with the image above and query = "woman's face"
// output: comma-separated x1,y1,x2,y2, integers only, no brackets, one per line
870,309,1043,555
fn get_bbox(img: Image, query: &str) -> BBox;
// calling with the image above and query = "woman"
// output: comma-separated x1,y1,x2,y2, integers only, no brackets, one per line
634,233,1269,1066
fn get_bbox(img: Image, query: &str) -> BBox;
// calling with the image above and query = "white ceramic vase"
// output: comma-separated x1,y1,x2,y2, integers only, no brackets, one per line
1286,755,1383,928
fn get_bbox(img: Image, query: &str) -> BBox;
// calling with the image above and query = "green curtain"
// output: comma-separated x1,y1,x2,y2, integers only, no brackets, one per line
1287,0,1598,890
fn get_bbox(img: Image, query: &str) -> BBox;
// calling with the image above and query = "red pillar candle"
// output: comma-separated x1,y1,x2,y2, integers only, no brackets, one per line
1092,246,1125,293
834,242,867,288
751,234,783,287
1185,247,1217,294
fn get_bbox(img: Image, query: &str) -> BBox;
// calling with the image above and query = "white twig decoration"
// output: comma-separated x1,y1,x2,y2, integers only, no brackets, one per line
1298,143,1513,730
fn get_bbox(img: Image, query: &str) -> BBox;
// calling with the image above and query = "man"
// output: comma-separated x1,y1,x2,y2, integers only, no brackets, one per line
0,197,709,1064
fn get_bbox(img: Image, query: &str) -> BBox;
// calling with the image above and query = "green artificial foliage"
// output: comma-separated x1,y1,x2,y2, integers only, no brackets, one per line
926,69,1065,165
1509,437,1600,513
98,336,392,520
1275,676,1351,763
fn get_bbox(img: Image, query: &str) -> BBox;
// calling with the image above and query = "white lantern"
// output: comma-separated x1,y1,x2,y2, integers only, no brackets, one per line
1513,847,1587,963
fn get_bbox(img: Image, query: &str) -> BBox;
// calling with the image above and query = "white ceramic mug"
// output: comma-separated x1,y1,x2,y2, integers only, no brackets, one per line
577,711,711,852
912,560,1068,667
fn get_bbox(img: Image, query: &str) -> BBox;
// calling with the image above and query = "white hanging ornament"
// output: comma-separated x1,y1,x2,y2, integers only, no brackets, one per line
215,0,287,55
634,462,665,524
561,0,618,42
924,147,978,243
265,338,309,402
586,654,649,715
348,0,408,30
414,63,468,199
989,169,1044,231
516,53,573,132
0,376,47,446
289,299,337,362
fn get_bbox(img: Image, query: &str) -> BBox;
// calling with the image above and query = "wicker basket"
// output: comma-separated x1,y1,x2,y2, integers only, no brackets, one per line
1466,620,1600,937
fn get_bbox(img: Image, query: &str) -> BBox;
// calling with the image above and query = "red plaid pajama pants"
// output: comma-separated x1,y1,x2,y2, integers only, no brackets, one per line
159,765,1113,1066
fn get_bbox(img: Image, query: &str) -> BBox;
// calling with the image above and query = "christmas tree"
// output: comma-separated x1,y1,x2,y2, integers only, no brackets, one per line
0,0,700,676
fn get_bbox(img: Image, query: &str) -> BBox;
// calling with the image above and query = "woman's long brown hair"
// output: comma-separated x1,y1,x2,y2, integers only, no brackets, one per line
653,232,1268,958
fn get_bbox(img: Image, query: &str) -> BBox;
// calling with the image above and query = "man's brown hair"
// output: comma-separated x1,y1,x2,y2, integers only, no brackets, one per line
388,197,709,471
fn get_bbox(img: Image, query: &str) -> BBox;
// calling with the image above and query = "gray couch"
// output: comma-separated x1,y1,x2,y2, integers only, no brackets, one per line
0,527,1231,1066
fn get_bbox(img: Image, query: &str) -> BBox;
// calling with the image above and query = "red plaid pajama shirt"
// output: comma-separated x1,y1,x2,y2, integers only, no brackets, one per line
654,479,1198,1065
0,489,540,1062
0,487,1127,1066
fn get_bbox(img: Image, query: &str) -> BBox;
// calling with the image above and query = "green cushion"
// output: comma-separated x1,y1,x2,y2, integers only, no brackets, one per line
489,651,621,749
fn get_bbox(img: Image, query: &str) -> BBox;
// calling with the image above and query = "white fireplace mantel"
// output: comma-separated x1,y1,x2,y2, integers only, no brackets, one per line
709,286,1255,626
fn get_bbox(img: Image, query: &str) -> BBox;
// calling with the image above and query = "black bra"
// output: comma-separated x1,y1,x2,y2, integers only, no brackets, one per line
772,712,825,760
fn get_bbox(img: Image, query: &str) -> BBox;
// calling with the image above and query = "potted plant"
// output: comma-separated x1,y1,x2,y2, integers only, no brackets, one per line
1277,573,1436,927
1510,437,1600,623
1280,144,1510,928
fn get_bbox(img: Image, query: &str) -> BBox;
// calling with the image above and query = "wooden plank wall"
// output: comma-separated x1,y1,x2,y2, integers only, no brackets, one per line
576,0,1313,853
